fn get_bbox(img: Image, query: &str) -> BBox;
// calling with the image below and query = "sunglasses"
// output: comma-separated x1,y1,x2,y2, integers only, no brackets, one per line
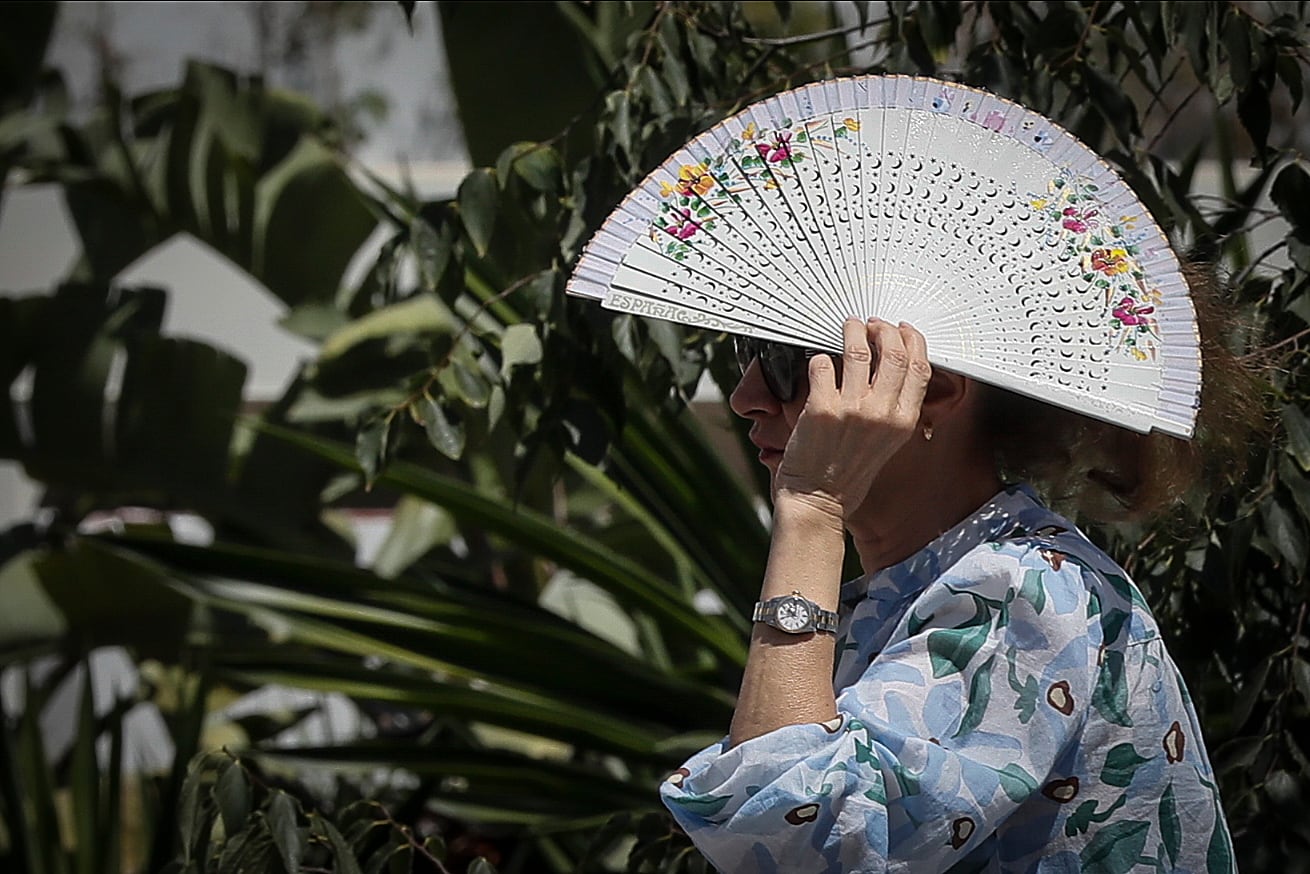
733,336,822,402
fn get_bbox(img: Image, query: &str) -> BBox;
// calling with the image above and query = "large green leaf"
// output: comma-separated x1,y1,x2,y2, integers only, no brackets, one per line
252,745,659,823
104,532,736,730
112,335,248,495
256,423,748,666
28,541,194,661
214,654,672,762
438,2,617,166
0,551,66,664
252,137,379,308
22,284,164,483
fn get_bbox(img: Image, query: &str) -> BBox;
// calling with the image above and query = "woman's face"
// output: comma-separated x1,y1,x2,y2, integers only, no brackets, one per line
729,356,810,487
728,345,934,509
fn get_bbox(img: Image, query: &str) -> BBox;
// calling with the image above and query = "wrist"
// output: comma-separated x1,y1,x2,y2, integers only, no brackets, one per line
772,489,848,536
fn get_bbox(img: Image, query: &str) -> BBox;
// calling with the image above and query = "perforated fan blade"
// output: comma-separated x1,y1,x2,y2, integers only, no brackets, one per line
567,75,1201,438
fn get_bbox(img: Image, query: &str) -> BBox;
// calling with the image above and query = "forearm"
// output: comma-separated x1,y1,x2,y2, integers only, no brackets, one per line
728,492,848,746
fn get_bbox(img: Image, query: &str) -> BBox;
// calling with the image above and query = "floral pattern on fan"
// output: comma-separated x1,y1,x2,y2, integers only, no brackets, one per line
651,116,860,259
1029,170,1163,361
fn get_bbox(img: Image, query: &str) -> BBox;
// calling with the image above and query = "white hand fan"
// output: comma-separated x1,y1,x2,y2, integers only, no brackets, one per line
566,75,1201,438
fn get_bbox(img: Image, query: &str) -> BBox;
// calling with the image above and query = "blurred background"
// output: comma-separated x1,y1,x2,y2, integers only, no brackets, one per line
2,2,1308,873
0,1,471,532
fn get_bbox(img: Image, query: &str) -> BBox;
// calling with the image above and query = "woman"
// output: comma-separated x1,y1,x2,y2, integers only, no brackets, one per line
659,290,1252,870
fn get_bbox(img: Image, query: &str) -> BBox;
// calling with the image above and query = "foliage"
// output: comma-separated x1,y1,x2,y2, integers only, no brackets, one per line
0,1,1308,872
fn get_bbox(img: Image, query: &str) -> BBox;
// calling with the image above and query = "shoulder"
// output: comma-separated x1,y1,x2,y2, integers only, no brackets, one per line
914,521,1142,625
932,529,1089,599
944,521,1160,645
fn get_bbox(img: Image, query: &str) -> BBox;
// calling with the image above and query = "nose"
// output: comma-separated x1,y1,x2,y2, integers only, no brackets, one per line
728,357,781,420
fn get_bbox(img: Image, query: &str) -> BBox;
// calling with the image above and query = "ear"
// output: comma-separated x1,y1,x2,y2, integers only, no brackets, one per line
920,367,972,424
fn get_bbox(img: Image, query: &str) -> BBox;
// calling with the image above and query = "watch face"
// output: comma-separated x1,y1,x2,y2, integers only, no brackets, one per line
776,598,812,632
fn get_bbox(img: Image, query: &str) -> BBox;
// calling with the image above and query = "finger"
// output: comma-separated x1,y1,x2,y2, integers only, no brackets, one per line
896,322,933,416
840,316,872,392
867,318,910,407
805,348,839,407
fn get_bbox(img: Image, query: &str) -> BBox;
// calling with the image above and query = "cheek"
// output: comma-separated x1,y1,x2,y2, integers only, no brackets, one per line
783,400,806,430
783,374,812,426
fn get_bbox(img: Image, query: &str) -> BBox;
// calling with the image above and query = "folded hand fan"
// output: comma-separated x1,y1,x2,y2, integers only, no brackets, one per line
566,75,1200,438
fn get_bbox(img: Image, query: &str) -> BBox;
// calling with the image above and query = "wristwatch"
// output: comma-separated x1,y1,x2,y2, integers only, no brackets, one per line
752,591,839,635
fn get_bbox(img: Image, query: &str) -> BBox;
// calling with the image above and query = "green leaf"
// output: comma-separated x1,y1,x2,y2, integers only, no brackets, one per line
1084,63,1137,142
278,303,351,342
1006,645,1038,724
1261,498,1307,573
1092,650,1132,727
995,762,1037,803
254,424,747,665
1080,819,1151,871
1277,53,1304,112
638,65,673,116
953,654,994,738
313,815,364,874
1159,782,1180,867
33,541,194,662
0,552,66,660
1018,568,1047,613
928,623,989,678
926,596,990,678
179,756,208,864
502,142,561,192
253,138,378,308
1100,608,1131,647
215,760,252,837
411,217,453,293
319,294,460,361
500,323,543,376
659,27,691,106
441,359,492,409
369,495,456,579
1221,13,1252,91
667,793,733,817
267,792,302,874
1236,81,1272,161
355,416,391,489
1271,163,1310,229
518,268,559,319
605,89,634,157
1283,404,1310,471
1207,814,1234,874
71,662,99,874
192,61,261,163
415,396,464,460
458,168,498,256
255,745,655,819
113,336,249,494
1293,658,1310,710
1100,742,1152,788
467,858,499,874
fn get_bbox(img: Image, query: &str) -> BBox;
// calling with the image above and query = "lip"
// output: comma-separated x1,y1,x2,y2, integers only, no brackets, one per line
750,434,784,464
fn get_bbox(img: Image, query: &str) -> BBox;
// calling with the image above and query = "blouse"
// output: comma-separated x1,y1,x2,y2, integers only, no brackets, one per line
660,483,1235,873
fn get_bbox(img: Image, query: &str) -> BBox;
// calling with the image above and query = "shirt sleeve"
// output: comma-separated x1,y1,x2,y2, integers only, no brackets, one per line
659,540,1098,873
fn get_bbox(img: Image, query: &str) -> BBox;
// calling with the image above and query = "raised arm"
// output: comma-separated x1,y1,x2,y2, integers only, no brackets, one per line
730,317,931,746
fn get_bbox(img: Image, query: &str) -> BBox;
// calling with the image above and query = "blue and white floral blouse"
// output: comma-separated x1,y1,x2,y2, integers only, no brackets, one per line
661,483,1235,873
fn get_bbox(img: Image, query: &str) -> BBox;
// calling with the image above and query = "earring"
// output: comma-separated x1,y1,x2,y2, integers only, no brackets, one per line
922,423,934,442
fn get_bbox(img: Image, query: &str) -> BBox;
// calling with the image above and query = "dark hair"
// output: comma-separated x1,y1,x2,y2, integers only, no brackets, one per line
978,260,1271,523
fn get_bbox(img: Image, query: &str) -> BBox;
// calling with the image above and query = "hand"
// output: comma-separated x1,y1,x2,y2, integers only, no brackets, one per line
774,317,932,522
